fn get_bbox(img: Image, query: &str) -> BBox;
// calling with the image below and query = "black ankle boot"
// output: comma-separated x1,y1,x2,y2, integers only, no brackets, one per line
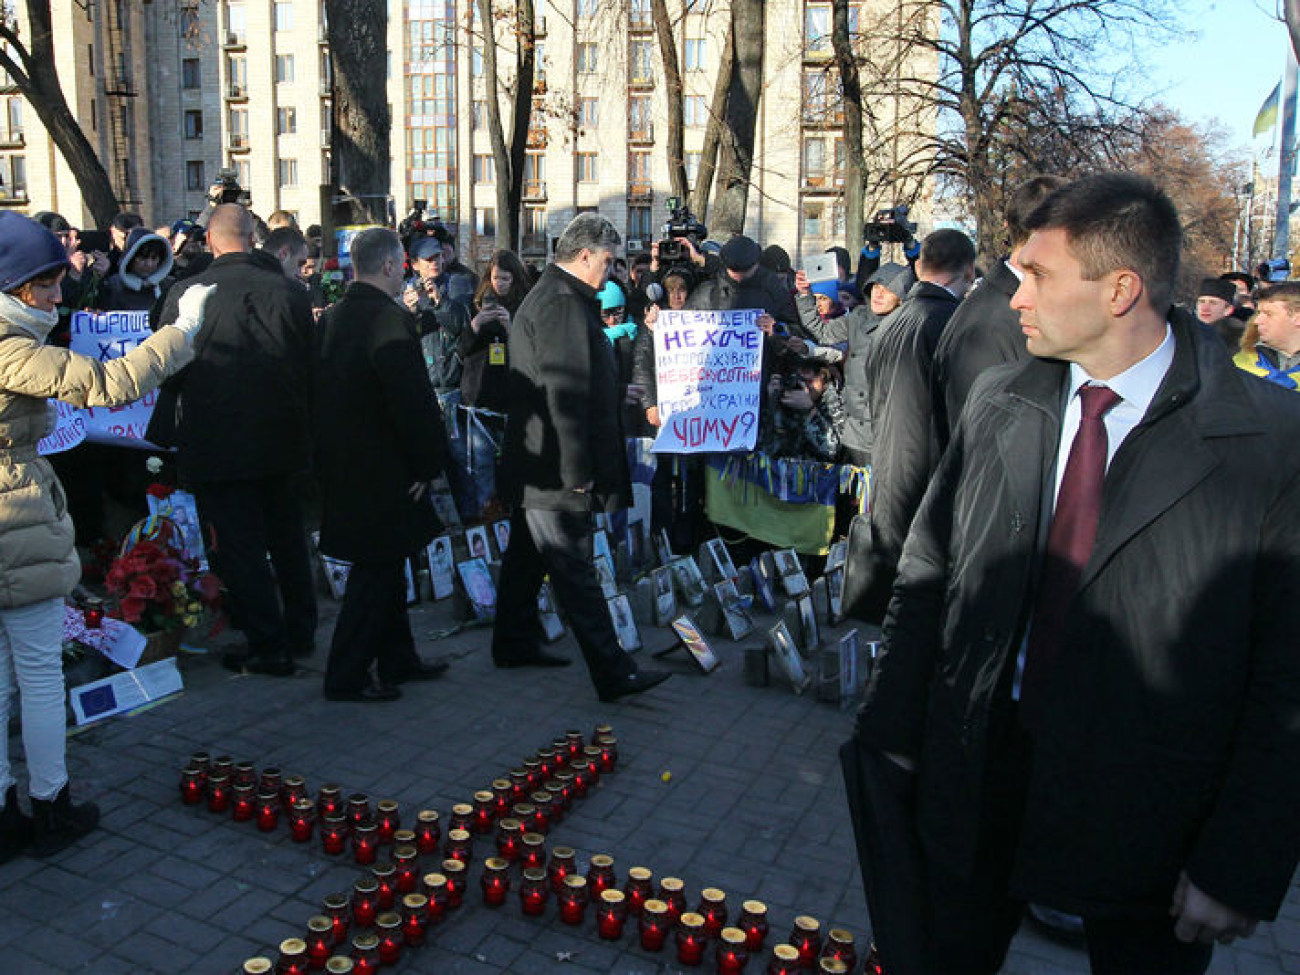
0,784,32,864
30,783,99,858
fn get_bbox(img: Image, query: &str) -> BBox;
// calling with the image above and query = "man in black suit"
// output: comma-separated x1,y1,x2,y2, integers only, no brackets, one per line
314,228,449,702
492,213,669,703
852,173,1300,973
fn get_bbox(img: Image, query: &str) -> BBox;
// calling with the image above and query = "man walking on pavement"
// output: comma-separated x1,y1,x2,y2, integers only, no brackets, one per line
148,204,317,676
492,213,670,703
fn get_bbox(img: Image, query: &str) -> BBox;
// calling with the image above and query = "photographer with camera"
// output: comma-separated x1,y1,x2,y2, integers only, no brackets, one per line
758,352,845,464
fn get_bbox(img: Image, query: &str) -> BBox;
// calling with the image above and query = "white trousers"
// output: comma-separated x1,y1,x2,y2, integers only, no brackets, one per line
0,597,68,803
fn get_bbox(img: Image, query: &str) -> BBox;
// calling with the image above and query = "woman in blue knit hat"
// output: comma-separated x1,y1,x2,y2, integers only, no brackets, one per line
0,213,214,861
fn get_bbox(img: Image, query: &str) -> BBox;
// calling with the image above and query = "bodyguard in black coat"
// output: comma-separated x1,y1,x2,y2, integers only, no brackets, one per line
315,229,450,702
853,174,1300,974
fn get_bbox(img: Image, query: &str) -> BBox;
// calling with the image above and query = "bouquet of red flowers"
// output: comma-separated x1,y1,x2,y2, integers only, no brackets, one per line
104,538,223,634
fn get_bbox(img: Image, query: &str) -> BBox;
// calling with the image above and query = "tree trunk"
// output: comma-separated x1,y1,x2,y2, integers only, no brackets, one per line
832,0,864,252
710,0,764,236
651,0,688,203
688,18,734,222
0,2,118,227
1287,0,1300,65
477,0,534,252
327,0,390,225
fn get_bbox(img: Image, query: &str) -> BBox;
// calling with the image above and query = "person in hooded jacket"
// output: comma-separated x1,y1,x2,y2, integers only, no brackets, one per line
100,228,174,312
0,213,213,860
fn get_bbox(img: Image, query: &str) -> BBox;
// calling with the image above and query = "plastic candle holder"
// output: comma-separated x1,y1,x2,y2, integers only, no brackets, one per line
375,800,400,844
558,875,589,925
422,873,448,922
698,887,728,937
676,912,707,966
392,846,419,894
441,858,466,907
374,913,402,965
371,862,397,910
519,868,549,916
658,877,687,922
639,899,670,951
349,933,380,975
717,927,750,974
206,773,231,814
305,916,333,968
738,900,770,951
596,889,628,940
322,893,350,945
180,766,204,805
351,823,379,865
624,866,654,915
351,877,379,929
400,893,429,946
414,809,441,854
480,857,511,907
789,916,822,966
317,784,343,820
321,815,348,855
289,799,315,842
548,846,576,892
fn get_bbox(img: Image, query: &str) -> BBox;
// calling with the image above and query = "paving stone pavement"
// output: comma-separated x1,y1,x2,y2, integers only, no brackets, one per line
1,594,1295,974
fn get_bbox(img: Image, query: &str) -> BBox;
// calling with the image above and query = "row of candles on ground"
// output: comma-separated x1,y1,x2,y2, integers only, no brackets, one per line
240,849,881,973
178,725,620,860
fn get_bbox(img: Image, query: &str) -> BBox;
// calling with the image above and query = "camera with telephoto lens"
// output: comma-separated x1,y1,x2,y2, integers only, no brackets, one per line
209,167,251,207
657,196,708,265
864,204,917,245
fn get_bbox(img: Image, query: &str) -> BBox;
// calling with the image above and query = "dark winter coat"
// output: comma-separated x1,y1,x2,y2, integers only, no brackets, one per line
857,311,1300,922
931,258,1027,451
796,292,887,459
863,280,963,569
313,282,446,562
498,264,631,513
686,265,800,330
414,294,468,393
457,307,509,411
147,250,314,483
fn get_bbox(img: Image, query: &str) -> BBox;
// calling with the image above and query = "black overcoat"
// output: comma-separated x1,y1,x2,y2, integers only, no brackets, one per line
313,282,446,562
857,311,1300,922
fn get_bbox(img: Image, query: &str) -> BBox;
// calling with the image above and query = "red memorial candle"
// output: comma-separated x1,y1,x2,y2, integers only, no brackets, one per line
738,900,770,951
414,809,441,854
317,784,343,819
822,928,857,971
348,933,379,975
351,877,379,928
558,875,589,925
392,846,419,894
448,802,474,834
639,899,670,951
374,913,402,966
789,917,822,967
548,846,576,892
586,854,616,897
180,766,204,805
495,817,522,862
400,894,428,946
658,877,686,922
256,790,281,832
675,912,707,966
422,873,448,922
519,831,546,871
275,937,309,975
351,823,378,865
624,866,654,915
305,916,333,970
765,944,802,975
480,857,511,907
596,889,628,940
716,927,751,975
441,858,466,908
206,773,231,814
519,868,548,916
289,799,315,843
321,815,348,855
232,782,256,822
346,794,371,831
697,887,728,938
322,893,350,945
371,862,397,910
374,800,400,844
472,791,496,834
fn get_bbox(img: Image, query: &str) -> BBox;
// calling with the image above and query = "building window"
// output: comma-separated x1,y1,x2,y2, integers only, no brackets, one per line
805,3,831,55
277,106,297,135
472,101,485,131
473,153,495,183
184,110,203,139
535,40,547,82
684,96,706,128
577,0,598,17
803,69,831,121
685,151,701,184
523,205,546,239
234,159,250,185
227,55,247,93
274,1,293,31
629,151,650,182
278,158,298,186
576,43,597,74
684,38,706,71
471,46,484,77
182,58,201,89
576,152,598,183
628,205,652,241
804,137,826,178
803,202,824,238
578,97,598,128
629,94,651,138
186,160,206,191
9,155,25,196
630,40,653,82
275,54,295,83
524,152,545,194
474,206,496,236
227,2,246,40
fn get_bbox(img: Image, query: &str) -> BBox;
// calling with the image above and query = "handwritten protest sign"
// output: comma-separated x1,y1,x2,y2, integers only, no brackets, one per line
36,400,87,456
68,310,158,447
651,309,762,454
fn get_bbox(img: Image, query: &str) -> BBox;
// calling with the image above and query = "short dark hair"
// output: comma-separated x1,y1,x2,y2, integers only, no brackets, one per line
111,211,143,233
1255,281,1300,313
264,225,306,255
919,228,975,274
1025,172,1182,313
350,227,403,277
1005,175,1066,248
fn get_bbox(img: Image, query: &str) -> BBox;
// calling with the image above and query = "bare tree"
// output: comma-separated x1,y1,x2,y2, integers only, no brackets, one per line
474,0,535,251
831,0,865,252
327,0,390,224
709,0,764,235
650,0,688,203
1286,0,1300,63
687,16,734,222
0,1,118,226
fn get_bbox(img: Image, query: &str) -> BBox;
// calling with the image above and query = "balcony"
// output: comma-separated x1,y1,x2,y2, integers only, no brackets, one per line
628,123,654,144
0,189,29,206
629,13,653,31
535,15,547,37
227,83,248,100
224,31,247,49
523,179,546,201
628,179,653,201
0,130,24,149
802,105,845,127
319,24,329,43
521,232,547,254
104,73,137,97
319,79,332,97
629,73,654,90
320,128,331,148
228,133,250,152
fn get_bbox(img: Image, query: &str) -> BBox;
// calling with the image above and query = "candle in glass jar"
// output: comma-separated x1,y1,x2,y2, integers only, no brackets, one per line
444,828,473,864
351,877,380,928
565,729,584,759
522,758,542,790
738,900,769,951
392,828,415,849
232,782,256,822
520,831,546,871
697,887,728,937
441,858,466,907
188,751,211,774
324,959,353,974
509,768,530,802
346,793,372,830
349,932,379,975
597,736,618,773
472,790,496,834
448,802,474,834
371,861,397,909
305,916,333,968
422,873,448,922
321,814,348,855
414,809,441,854
558,874,589,925
480,857,511,906
528,792,554,834
818,958,848,974
258,767,282,794
289,798,315,842
547,846,576,892
519,868,548,916
596,889,628,939
281,774,307,810
82,598,105,629
554,771,576,809
240,957,272,974
582,745,603,779
206,773,231,813
352,822,379,865
317,784,343,819
490,779,513,818
322,893,350,945
543,782,566,822
550,737,570,767
789,917,822,966
569,760,592,797
536,747,558,779
374,913,402,965
586,854,616,896
658,877,687,922
392,845,419,893
400,893,428,946
863,940,884,975
822,928,857,971
592,722,613,743
212,755,233,779
233,761,256,787
495,817,522,862
676,912,707,966
624,866,654,915
765,944,802,975
374,800,400,844
276,938,309,975
180,766,204,805
255,790,280,832
716,927,750,974
639,898,670,951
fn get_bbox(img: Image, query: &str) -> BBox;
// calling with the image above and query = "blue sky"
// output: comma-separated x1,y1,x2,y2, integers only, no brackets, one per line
1145,0,1290,161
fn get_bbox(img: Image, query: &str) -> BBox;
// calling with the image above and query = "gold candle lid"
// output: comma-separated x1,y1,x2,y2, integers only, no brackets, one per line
242,960,272,975
393,845,418,861
589,854,614,869
742,899,767,915
323,893,348,910
278,938,307,954
371,862,395,878
353,876,378,893
284,774,305,787
422,872,447,888
497,817,522,832
325,959,354,974
377,799,399,812
819,959,848,974
307,915,332,933
393,829,416,845
521,831,544,845
447,828,471,842
794,915,821,933
642,898,668,915
351,932,379,949
594,723,613,736
599,888,626,905
473,790,494,802
319,782,341,795
451,802,473,816
492,778,512,789
584,745,602,758
513,803,537,817
678,912,705,930
701,887,726,903
659,876,684,893
555,770,575,782
720,927,747,946
402,893,428,910
552,845,576,858
441,858,466,875
530,791,553,805
484,857,509,872
628,866,653,881
563,874,588,890
772,944,801,961
522,868,547,882
417,809,440,823
292,798,314,813
375,912,401,928
828,927,855,945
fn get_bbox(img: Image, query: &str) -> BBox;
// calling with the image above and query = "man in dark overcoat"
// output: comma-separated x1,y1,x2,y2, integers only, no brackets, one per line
492,213,669,703
851,173,1300,973
314,228,449,702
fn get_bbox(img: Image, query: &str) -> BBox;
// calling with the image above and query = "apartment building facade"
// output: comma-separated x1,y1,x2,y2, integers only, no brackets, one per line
4,0,933,266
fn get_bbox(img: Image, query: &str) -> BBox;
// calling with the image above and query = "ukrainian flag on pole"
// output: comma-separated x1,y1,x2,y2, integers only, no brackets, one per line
1255,82,1281,137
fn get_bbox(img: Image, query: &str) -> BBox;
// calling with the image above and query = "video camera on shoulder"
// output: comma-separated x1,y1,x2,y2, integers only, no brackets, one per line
399,198,447,243
209,167,251,207
657,196,707,265
864,204,917,245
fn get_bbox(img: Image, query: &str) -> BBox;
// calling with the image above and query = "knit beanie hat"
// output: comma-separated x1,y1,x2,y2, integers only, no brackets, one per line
1197,277,1236,303
598,280,627,311
0,211,71,293
720,235,761,271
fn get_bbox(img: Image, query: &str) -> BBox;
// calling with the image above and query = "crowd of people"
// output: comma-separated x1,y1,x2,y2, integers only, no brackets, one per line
0,168,1297,975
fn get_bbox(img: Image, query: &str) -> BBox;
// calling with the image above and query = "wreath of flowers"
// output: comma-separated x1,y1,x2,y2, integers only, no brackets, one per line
104,536,223,635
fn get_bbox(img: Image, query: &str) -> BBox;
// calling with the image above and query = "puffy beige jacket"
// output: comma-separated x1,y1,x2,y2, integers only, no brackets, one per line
0,301,193,609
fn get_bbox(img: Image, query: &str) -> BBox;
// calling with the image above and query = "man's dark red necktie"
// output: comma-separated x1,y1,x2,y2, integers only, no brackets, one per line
1021,384,1121,731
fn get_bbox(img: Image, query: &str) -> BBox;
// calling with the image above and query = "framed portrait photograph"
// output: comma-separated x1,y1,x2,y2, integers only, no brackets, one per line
768,620,809,693
594,554,619,598
457,557,497,619
429,476,462,529
465,525,493,563
705,538,739,583
826,539,847,573
670,615,720,673
537,581,565,642
652,566,677,626
492,519,511,555
714,579,754,641
426,535,456,600
625,519,648,572
797,595,820,653
781,566,811,598
774,548,801,577
608,594,642,652
656,528,675,567
749,557,777,613
824,567,844,623
670,556,707,608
